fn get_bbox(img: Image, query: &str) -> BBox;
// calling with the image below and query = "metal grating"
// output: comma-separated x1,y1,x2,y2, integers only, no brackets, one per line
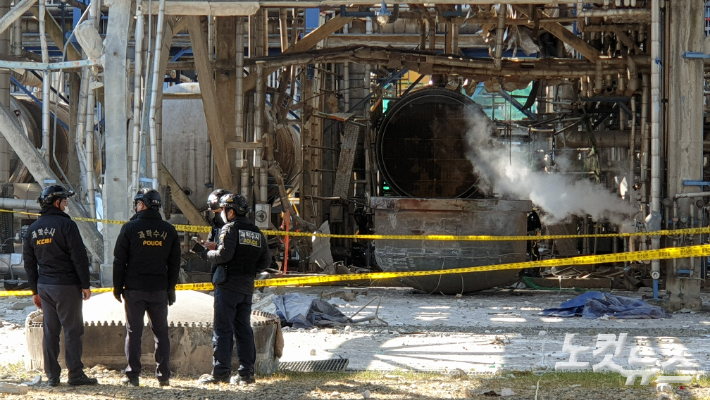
279,358,349,372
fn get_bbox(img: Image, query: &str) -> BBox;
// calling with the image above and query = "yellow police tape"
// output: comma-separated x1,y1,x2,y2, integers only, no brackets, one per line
2,243,710,297
3,207,710,242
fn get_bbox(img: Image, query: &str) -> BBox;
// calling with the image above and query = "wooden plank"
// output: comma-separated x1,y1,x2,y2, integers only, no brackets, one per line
610,26,644,54
325,33,486,48
537,13,601,62
164,0,567,8
226,140,263,149
300,74,314,225
215,16,238,191
215,17,237,141
144,1,259,15
161,163,209,240
512,5,600,62
29,6,81,61
187,16,233,190
162,92,202,100
242,16,353,94
290,16,352,53
526,277,612,289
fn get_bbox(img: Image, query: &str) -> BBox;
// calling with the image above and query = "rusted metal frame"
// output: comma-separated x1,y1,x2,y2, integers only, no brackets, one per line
241,15,353,93
187,16,233,189
215,16,239,191
268,162,316,232
581,24,646,32
425,10,435,50
300,71,314,225
513,5,601,62
538,18,601,62
246,46,646,78
609,26,644,54
274,66,293,122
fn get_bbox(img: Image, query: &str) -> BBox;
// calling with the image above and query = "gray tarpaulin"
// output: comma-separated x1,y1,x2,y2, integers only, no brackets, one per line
541,291,669,319
272,293,350,329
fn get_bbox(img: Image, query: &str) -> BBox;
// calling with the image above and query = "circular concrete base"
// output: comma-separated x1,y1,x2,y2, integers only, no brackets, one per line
25,291,282,376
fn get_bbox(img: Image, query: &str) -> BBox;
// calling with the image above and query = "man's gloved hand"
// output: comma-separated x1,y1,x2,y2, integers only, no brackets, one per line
168,288,176,306
113,289,123,303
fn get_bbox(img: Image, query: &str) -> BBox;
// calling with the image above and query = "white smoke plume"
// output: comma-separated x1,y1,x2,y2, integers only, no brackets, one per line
463,105,637,224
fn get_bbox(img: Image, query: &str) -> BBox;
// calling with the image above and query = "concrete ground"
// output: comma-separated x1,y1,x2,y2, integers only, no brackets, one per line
259,287,710,375
1,285,709,377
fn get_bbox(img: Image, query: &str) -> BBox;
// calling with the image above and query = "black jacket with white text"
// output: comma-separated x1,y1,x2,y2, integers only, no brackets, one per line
23,207,90,294
112,209,181,292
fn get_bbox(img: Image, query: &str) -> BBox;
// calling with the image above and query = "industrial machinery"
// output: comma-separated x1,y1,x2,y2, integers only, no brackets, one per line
369,88,530,294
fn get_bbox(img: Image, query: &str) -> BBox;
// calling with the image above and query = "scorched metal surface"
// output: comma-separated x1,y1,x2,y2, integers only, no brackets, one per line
370,197,531,294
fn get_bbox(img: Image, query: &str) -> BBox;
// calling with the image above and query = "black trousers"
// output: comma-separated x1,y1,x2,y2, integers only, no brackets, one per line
212,287,255,378
37,283,85,380
124,290,170,381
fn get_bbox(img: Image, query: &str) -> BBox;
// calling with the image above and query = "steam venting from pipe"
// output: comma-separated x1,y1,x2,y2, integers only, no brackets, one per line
463,105,637,224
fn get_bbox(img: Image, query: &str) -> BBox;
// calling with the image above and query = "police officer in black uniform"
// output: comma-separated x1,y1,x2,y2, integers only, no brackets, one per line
206,189,232,243
112,189,180,387
23,185,98,387
197,194,271,385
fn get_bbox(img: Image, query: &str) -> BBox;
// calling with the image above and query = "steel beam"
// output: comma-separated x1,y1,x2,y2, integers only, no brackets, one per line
0,0,36,37
241,16,354,94
0,198,41,210
498,89,536,120
160,163,209,240
102,0,132,284
187,16,233,189
0,104,104,261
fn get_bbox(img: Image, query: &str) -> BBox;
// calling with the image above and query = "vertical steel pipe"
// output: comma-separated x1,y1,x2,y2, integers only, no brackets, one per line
236,16,246,170
650,0,661,297
640,74,649,214
343,62,350,110
85,75,96,218
0,0,11,181
131,0,144,193
148,0,166,189
254,61,265,200
494,4,505,69
39,0,50,163
628,96,636,203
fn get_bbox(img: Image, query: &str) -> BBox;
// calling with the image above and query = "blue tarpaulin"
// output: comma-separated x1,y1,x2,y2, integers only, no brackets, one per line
541,291,669,319
272,293,350,329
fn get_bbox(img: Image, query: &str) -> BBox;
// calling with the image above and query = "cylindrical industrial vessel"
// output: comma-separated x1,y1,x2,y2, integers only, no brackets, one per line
161,83,300,210
376,88,491,198
371,197,530,294
9,96,71,183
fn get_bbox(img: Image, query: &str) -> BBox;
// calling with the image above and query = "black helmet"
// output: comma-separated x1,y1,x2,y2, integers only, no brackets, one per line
134,188,161,210
38,185,75,208
207,189,232,211
219,193,250,216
